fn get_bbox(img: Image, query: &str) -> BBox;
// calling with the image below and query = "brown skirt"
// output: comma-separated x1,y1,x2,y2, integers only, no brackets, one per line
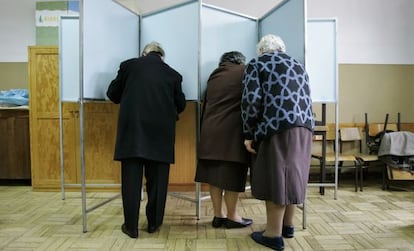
195,160,248,192
251,127,312,205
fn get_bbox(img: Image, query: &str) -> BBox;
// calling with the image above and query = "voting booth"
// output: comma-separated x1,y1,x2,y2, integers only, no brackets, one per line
58,0,336,232
60,0,306,101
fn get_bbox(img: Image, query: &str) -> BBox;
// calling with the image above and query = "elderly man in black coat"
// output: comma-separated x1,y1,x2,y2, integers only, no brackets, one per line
107,41,186,238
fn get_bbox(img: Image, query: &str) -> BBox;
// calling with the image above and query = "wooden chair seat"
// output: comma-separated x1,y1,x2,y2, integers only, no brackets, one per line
312,152,359,191
313,153,356,163
356,154,378,162
312,127,365,192
354,153,381,191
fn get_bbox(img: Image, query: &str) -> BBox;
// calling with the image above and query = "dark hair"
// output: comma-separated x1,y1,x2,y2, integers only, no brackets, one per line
219,51,246,65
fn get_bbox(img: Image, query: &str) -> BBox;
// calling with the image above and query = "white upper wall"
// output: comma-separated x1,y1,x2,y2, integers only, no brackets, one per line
0,0,36,62
203,0,283,19
0,0,413,64
308,0,414,64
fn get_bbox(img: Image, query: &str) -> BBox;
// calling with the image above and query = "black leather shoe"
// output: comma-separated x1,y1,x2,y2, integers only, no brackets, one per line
121,224,138,238
225,217,253,229
282,225,294,238
212,217,227,228
147,225,159,233
251,231,284,251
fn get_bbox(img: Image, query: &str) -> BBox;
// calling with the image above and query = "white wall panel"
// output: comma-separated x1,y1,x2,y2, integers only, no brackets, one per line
0,0,35,62
308,0,414,64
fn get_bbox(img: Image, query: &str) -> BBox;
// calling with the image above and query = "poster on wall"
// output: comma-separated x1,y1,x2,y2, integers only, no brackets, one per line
36,1,79,27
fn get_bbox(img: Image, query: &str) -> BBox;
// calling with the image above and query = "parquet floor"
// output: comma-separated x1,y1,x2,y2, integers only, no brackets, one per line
1,176,413,251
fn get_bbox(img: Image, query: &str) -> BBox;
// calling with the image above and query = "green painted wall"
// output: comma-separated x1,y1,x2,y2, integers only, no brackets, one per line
313,64,414,123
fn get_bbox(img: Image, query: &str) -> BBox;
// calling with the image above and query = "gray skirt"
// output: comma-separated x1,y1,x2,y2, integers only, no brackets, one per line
251,127,312,205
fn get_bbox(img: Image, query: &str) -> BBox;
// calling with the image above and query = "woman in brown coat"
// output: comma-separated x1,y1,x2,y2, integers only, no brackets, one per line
195,51,252,229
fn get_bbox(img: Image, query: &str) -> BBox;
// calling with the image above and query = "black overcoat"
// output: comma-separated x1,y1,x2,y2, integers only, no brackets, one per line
198,62,249,164
107,53,186,163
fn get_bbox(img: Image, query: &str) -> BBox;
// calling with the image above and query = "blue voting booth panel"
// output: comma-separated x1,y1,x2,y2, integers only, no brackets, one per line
60,0,327,103
60,16,79,102
141,2,199,100
259,0,305,64
83,0,139,100
200,5,257,97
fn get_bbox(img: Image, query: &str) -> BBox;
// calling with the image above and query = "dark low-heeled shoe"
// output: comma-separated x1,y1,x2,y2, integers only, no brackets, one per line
282,225,294,238
225,217,253,229
147,224,160,233
251,231,284,251
212,217,227,228
121,224,138,238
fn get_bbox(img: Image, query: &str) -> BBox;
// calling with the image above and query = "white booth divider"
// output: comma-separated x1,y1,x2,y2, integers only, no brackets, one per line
59,16,79,202
59,0,140,233
306,18,339,201
59,0,312,232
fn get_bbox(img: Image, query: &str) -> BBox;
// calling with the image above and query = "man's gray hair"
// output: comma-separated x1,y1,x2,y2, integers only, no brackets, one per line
142,41,165,58
219,51,246,65
257,34,286,55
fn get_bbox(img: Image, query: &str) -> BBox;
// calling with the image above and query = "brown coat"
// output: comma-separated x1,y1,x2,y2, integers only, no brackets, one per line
198,62,249,164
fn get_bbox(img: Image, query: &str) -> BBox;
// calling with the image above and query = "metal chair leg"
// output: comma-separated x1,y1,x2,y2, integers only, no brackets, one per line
354,167,358,192
302,201,306,229
360,166,364,191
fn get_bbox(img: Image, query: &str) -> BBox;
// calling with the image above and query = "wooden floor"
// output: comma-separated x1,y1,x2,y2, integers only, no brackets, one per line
1,177,414,251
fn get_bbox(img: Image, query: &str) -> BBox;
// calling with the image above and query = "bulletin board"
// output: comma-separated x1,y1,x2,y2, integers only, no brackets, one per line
306,19,337,103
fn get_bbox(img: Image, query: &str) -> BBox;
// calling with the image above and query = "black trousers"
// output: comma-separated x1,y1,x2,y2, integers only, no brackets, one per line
121,158,170,232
